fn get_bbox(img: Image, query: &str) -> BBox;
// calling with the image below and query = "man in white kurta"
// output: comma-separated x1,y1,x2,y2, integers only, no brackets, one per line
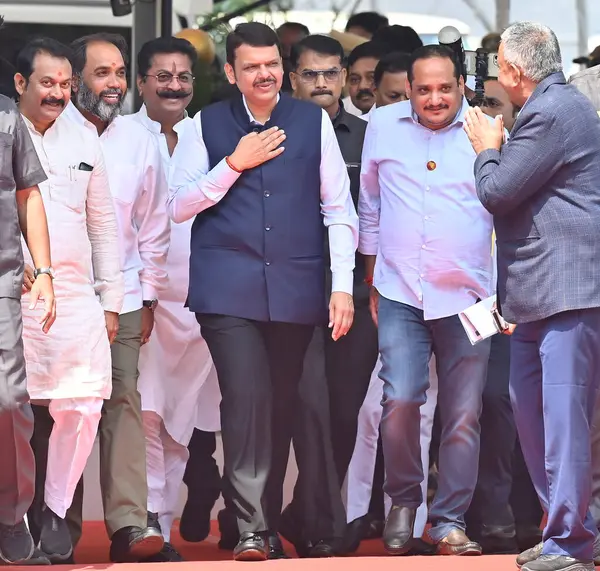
15,38,123,563
127,36,221,562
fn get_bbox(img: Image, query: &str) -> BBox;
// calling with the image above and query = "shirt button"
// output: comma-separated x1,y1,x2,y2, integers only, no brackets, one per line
265,225,272,231
426,186,430,191
421,245,426,249
424,216,429,220
420,274,425,278
265,260,271,266
264,190,271,197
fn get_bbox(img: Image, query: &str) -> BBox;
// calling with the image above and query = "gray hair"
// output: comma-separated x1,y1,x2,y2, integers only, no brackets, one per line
501,22,562,82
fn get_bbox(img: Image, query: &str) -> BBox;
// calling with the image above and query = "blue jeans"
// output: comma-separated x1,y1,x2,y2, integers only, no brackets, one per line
378,297,490,541
510,308,600,560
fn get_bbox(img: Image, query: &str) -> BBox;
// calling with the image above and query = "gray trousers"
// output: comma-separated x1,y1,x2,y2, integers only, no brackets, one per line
0,297,35,526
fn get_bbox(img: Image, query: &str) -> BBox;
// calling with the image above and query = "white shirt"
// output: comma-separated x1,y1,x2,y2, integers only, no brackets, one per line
169,95,359,295
359,99,495,320
63,102,170,314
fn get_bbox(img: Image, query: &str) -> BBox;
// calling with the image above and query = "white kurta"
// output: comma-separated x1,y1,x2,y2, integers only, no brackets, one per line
20,112,123,400
131,106,221,445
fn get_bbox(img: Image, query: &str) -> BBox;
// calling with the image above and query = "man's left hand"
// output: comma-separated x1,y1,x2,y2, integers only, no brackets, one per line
329,292,354,341
464,106,504,154
29,274,56,334
141,306,155,345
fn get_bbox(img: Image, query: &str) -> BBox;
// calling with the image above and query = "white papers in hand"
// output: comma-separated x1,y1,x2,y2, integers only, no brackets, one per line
459,295,504,345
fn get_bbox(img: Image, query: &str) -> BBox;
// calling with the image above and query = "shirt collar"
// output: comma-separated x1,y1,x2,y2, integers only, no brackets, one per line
63,100,119,135
397,97,470,131
138,103,189,134
242,94,280,125
21,108,65,136
333,100,357,131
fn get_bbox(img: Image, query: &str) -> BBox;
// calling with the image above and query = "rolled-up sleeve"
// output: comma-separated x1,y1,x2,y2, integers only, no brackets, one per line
358,116,381,256
319,110,358,295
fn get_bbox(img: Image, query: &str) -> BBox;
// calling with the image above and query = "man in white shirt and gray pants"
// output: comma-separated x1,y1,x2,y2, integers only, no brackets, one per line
359,44,494,556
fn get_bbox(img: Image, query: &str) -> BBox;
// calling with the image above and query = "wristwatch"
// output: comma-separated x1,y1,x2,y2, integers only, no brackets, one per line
143,299,158,312
34,267,55,279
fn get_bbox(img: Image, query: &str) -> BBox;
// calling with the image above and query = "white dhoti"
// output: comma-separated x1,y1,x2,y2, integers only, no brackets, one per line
345,355,439,537
138,219,221,540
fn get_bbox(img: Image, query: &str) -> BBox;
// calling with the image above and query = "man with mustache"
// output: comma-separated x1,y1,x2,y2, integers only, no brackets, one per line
280,33,377,556
14,37,123,563
170,22,358,561
29,33,170,563
359,44,496,556
343,41,386,117
130,36,222,562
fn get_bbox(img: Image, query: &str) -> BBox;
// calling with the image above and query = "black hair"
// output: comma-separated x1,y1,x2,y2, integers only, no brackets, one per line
0,56,16,99
407,44,461,85
277,22,310,37
374,51,411,87
15,37,73,82
345,12,389,36
137,36,198,77
289,34,344,70
372,25,423,54
70,33,129,76
347,40,388,70
226,22,281,67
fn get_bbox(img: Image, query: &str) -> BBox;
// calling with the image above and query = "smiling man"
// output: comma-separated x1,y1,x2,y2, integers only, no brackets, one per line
170,22,358,561
359,44,495,556
54,32,170,563
15,37,123,563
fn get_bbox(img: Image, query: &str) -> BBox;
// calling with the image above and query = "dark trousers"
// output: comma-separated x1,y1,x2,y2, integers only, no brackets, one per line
184,429,221,508
196,313,313,534
466,333,516,533
286,304,378,539
510,308,600,561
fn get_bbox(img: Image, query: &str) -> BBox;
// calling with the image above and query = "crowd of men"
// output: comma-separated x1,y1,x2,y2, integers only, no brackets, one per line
1,9,600,571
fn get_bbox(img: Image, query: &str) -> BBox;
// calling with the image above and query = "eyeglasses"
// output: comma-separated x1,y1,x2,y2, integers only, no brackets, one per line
145,72,195,85
296,69,342,83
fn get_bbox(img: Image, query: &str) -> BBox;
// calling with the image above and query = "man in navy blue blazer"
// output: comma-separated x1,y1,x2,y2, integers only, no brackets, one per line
464,21,600,571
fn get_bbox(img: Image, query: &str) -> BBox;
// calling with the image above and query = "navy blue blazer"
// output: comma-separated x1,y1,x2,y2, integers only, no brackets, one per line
474,72,600,324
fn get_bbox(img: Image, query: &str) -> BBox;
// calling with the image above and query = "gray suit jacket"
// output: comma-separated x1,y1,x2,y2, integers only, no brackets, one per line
474,72,600,324
569,65,600,110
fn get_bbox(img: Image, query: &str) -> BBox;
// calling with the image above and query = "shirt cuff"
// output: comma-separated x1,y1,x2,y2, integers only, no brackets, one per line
204,158,243,201
331,271,354,295
142,283,159,301
358,235,379,256
100,294,123,314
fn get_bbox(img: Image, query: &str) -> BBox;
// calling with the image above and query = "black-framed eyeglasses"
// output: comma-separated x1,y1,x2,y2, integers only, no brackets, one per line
145,72,195,85
296,69,342,83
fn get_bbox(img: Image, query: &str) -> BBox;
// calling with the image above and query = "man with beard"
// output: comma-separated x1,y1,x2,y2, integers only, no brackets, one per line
279,33,377,557
15,37,123,563
130,36,222,561
359,45,495,556
343,41,387,118
29,33,171,563
170,22,358,561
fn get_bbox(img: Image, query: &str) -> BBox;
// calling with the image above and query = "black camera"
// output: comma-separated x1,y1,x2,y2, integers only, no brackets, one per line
438,26,499,107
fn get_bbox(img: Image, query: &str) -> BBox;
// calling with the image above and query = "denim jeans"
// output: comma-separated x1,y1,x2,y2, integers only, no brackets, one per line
378,296,490,541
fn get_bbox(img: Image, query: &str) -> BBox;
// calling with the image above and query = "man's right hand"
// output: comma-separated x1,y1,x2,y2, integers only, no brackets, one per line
229,126,286,171
105,311,119,344
369,286,379,327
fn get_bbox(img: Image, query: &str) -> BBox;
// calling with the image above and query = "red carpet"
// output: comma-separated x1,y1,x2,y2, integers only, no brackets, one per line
9,521,534,570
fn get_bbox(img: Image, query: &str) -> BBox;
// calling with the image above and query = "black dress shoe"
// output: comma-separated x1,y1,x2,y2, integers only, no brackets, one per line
217,509,239,551
343,515,371,554
278,505,310,558
308,538,340,558
383,506,416,555
365,518,385,540
233,532,268,562
141,542,185,562
38,505,73,563
267,534,288,559
109,525,164,563
179,500,214,543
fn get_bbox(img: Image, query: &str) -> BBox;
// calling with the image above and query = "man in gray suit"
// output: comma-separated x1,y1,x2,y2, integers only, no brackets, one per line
464,21,600,571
